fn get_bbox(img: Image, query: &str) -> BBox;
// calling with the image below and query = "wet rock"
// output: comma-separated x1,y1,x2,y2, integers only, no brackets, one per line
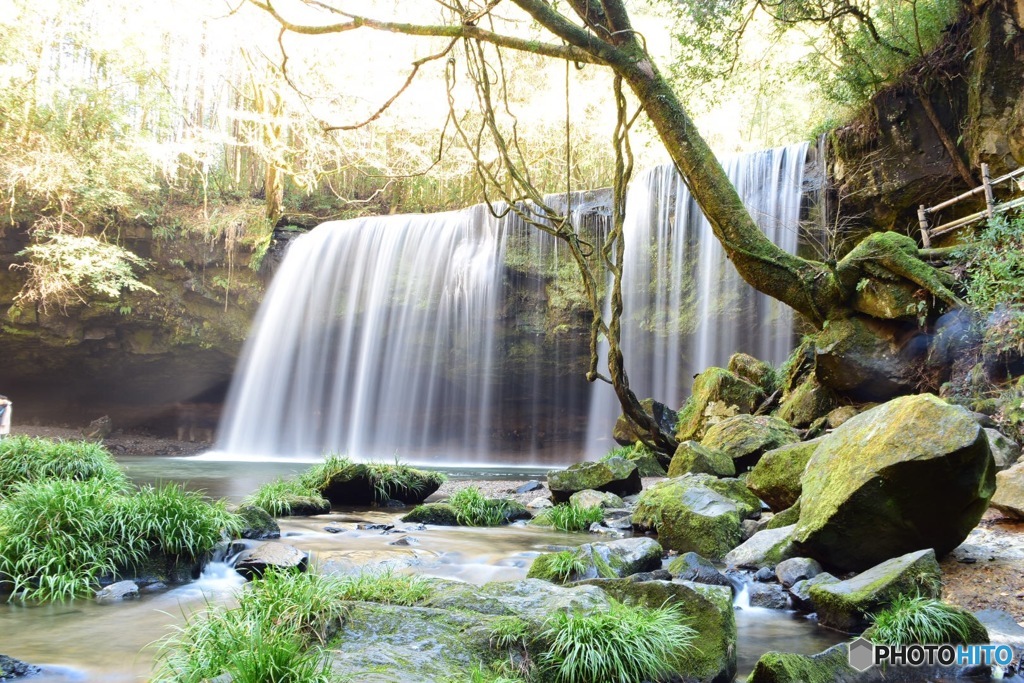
527,537,663,583
95,580,139,603
746,438,822,512
676,367,765,442
515,480,543,494
748,582,790,609
789,572,838,611
317,548,435,576
388,536,419,547
701,414,800,472
426,578,611,621
974,609,1024,649
0,654,40,680
233,542,308,580
987,428,1022,471
632,474,760,559
991,460,1024,519
667,552,731,588
602,510,633,530
754,567,774,582
794,394,996,572
569,489,624,509
546,457,641,503
723,525,796,569
613,398,679,446
775,557,822,588
668,440,736,478
809,549,941,633
356,523,394,531
236,504,280,540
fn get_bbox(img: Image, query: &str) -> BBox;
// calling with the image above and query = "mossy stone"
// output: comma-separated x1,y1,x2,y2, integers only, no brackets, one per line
746,438,823,512
317,463,443,506
776,374,838,428
700,414,799,472
668,440,736,478
632,474,760,559
808,548,942,633
723,525,796,569
236,504,281,539
747,645,857,683
527,537,663,583
401,503,459,525
728,352,776,394
814,315,920,401
547,457,641,503
278,494,331,516
766,501,800,529
676,367,765,442
612,398,679,446
795,394,995,572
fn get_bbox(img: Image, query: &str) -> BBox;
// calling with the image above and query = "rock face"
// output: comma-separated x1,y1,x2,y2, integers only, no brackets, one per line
746,439,822,512
990,460,1024,518
633,474,761,559
675,367,765,442
547,457,641,503
808,549,942,633
668,440,736,478
728,353,775,393
700,414,800,472
794,394,995,572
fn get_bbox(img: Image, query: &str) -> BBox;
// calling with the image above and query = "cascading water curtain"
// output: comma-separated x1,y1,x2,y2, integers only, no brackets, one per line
584,142,810,457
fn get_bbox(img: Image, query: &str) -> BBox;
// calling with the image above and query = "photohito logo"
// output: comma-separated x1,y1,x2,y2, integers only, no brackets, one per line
847,637,1014,671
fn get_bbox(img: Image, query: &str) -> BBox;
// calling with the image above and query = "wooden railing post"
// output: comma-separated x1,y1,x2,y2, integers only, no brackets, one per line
918,205,932,248
982,163,995,220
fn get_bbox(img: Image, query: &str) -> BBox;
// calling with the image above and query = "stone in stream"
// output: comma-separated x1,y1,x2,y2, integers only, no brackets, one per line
232,542,308,580
235,504,281,540
0,654,40,680
95,580,140,603
774,557,822,588
632,474,760,559
546,457,641,503
788,572,837,612
527,537,663,584
666,552,731,588
515,480,543,494
723,525,796,569
794,394,995,572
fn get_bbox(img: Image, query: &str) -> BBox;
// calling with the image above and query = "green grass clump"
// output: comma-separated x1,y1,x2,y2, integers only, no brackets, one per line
536,600,696,683
299,453,446,501
154,569,344,683
546,550,589,583
0,478,240,601
448,486,518,527
0,436,127,493
116,483,242,557
870,594,980,647
330,568,433,605
243,477,329,516
297,453,355,490
532,504,604,532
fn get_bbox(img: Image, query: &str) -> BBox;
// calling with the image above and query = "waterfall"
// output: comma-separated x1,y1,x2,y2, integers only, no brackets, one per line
584,142,809,456
216,143,810,465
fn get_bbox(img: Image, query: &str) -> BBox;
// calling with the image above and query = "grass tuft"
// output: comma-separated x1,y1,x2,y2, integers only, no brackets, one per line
243,477,329,516
448,486,518,526
0,436,128,493
531,504,604,532
870,594,980,647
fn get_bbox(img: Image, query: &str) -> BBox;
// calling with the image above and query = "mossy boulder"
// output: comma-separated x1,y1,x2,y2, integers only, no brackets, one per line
746,645,864,683
569,489,624,509
794,394,995,572
612,398,679,446
814,315,923,402
668,440,736,478
728,352,776,393
617,447,669,476
723,525,796,569
547,457,641,504
808,548,942,633
746,438,823,512
776,375,838,428
576,579,737,683
527,537,663,583
236,504,281,539
766,501,800,529
276,494,331,516
316,463,444,506
700,414,800,472
401,503,460,525
990,460,1024,519
632,474,760,559
676,367,765,442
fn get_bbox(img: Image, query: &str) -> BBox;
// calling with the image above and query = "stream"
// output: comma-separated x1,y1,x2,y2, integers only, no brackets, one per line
0,456,849,681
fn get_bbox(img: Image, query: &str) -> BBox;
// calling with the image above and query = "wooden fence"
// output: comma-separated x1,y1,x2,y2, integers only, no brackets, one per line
918,163,1024,247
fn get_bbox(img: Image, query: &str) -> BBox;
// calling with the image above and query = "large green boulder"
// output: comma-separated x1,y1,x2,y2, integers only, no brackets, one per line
794,394,995,572
700,414,800,472
547,457,641,503
632,474,760,559
676,367,765,442
990,460,1024,518
746,438,823,512
668,440,736,478
576,579,737,683
612,398,679,446
808,548,942,633
316,463,444,506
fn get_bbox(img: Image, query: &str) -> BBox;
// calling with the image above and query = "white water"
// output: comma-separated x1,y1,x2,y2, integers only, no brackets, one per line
585,143,809,455
218,143,809,465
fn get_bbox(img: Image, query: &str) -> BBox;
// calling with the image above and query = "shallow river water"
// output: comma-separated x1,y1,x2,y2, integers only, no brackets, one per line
0,456,878,681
